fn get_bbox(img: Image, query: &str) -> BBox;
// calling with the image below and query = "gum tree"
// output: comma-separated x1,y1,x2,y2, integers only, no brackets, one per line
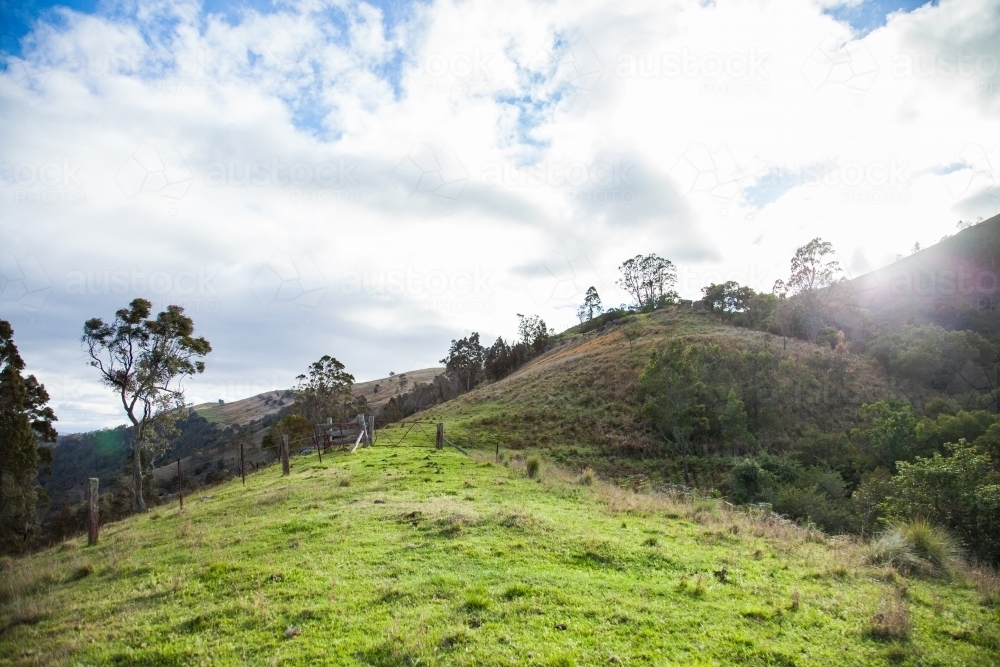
617,254,678,310
294,355,356,422
83,299,211,512
776,238,842,343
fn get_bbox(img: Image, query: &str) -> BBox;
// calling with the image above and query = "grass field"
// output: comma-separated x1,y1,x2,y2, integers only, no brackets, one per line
3,429,998,666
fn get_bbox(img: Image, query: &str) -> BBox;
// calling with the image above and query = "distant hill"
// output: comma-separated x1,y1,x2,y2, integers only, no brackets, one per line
842,212,1000,333
190,367,444,428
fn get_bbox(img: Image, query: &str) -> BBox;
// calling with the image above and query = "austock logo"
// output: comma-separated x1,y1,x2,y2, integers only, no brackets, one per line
116,143,194,203
0,253,52,309
391,144,469,206
251,253,328,310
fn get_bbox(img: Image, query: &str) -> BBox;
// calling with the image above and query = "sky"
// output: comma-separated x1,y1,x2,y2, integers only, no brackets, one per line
1,0,998,433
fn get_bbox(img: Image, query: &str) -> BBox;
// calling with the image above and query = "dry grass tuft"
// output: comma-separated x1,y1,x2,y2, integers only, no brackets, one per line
868,590,911,641
970,565,1000,606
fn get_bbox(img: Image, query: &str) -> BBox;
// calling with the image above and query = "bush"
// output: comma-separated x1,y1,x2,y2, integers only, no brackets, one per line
887,440,1000,565
526,455,541,479
577,468,595,486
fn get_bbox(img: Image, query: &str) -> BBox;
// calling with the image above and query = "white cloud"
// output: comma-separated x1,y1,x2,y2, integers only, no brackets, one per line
1,0,998,432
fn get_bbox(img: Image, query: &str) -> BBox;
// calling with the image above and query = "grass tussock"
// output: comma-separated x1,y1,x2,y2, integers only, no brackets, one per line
577,468,596,486
526,455,541,479
866,520,961,574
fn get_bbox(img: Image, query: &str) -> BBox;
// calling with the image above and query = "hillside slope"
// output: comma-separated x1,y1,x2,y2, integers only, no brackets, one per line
842,212,1000,332
3,438,997,665
429,309,901,486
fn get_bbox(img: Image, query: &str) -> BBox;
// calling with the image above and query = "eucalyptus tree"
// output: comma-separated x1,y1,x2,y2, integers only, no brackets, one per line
617,254,678,310
775,238,842,343
294,355,356,422
83,299,211,512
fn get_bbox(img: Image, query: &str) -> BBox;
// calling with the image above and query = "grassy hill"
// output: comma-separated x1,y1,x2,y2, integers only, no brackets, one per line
431,308,900,487
4,437,998,665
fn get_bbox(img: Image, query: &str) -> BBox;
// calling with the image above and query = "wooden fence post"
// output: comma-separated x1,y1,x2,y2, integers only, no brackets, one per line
281,435,290,475
240,441,245,486
315,432,322,463
177,458,183,510
368,414,375,446
436,423,444,449
87,477,99,546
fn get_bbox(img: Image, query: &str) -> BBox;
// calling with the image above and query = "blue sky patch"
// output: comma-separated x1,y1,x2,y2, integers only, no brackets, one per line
823,0,935,36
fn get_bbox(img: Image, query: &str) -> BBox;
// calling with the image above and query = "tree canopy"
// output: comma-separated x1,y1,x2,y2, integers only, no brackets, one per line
294,355,356,422
0,320,57,553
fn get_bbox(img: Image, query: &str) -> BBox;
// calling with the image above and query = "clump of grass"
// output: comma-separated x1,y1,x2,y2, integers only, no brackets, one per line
868,591,911,641
902,519,961,571
463,588,491,611
789,589,800,612
866,521,960,574
69,564,94,581
501,583,532,600
439,628,470,649
526,455,541,479
577,468,595,486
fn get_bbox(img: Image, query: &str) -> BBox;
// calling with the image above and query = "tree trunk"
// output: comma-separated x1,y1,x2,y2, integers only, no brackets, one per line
682,439,690,487
132,442,147,512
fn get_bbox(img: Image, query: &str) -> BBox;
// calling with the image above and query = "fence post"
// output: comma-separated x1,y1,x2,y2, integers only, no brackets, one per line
281,435,290,475
240,441,245,486
87,477,99,546
315,432,322,463
177,458,183,510
368,414,375,446
357,413,367,447
436,423,444,449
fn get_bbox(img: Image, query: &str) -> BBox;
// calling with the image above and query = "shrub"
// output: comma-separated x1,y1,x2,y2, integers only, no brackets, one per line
577,468,595,486
886,440,1000,565
526,455,541,479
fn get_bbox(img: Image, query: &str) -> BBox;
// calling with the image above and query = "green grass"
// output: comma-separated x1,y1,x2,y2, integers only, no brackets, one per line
3,433,998,665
